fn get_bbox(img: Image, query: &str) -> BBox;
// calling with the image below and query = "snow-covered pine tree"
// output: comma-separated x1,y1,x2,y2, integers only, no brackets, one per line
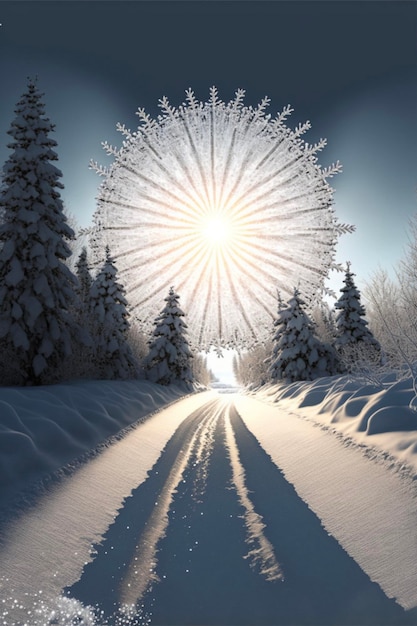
75,246,93,310
334,263,381,369
268,290,287,381
58,245,95,378
0,78,78,385
269,288,342,382
144,286,193,386
89,246,137,379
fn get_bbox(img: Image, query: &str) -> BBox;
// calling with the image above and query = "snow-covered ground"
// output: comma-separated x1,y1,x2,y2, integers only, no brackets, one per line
248,373,417,475
238,374,417,613
0,389,217,625
0,379,202,511
1,374,417,624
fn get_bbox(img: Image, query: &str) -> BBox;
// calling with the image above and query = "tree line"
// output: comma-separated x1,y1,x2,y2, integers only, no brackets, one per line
0,79,210,387
235,217,417,389
1,78,414,390
233,265,382,387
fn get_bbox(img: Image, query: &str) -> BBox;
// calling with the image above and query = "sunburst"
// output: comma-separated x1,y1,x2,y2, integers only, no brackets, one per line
91,87,347,349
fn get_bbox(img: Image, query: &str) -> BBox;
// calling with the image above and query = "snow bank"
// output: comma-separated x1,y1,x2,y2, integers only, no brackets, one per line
0,379,201,508
249,374,417,475
236,393,417,611
0,390,216,624
238,374,417,611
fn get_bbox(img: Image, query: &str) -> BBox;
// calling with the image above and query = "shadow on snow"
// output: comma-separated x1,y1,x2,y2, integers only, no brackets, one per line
68,398,414,626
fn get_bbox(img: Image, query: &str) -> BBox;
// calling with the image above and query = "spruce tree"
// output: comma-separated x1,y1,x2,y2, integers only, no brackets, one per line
0,78,78,384
60,245,94,378
89,246,137,379
75,246,92,305
268,290,287,381
334,263,381,354
269,288,341,382
144,286,193,385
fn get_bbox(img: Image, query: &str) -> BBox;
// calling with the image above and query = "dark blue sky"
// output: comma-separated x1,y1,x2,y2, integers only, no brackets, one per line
0,0,416,294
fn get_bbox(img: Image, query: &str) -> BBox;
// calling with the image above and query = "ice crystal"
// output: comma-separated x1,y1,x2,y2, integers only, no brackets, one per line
91,87,350,349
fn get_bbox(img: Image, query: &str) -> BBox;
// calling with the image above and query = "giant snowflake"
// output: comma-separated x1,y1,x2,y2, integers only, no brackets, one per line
91,87,351,350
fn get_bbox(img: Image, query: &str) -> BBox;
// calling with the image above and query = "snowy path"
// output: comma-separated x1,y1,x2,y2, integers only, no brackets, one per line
235,395,417,613
1,393,417,625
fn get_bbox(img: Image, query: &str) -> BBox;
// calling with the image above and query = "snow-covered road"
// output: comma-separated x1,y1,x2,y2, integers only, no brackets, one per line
1,392,417,625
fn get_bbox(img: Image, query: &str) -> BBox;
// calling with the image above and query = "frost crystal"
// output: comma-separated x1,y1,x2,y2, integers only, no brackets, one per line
92,87,350,350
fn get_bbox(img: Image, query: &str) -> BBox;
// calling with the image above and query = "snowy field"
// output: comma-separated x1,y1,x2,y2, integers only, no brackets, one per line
2,373,416,507
1,375,417,624
0,379,202,512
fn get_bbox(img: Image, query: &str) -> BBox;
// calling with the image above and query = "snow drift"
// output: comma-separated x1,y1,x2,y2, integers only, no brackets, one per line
239,374,417,612
250,373,417,474
0,390,216,625
0,379,200,509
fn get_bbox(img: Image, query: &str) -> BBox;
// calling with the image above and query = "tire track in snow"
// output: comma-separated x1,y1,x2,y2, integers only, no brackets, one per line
89,395,283,616
0,391,217,625
4,393,411,624
235,394,417,613
119,399,221,609
190,398,218,502
143,397,406,626
223,402,284,582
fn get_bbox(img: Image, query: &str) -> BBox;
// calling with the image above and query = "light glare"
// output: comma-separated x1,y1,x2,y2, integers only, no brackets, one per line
202,215,232,246
92,87,344,349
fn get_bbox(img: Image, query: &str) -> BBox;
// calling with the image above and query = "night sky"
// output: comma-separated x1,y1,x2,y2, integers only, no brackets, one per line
0,0,416,296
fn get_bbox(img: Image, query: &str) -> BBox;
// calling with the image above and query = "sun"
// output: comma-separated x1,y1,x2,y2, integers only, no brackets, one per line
92,87,347,350
201,214,233,248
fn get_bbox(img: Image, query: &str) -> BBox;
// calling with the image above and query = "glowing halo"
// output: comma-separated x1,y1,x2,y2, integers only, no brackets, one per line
91,87,348,350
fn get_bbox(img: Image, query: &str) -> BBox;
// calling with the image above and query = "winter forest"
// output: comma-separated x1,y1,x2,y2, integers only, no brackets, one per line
2,77,417,626
0,80,212,388
0,78,416,392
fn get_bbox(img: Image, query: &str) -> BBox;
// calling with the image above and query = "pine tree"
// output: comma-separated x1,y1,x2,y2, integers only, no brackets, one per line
0,78,78,384
269,288,341,382
144,286,193,386
60,245,94,378
334,263,381,353
75,246,93,312
268,290,287,381
89,246,137,379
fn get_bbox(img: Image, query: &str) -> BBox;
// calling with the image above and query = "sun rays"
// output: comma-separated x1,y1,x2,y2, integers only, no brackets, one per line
91,87,344,349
